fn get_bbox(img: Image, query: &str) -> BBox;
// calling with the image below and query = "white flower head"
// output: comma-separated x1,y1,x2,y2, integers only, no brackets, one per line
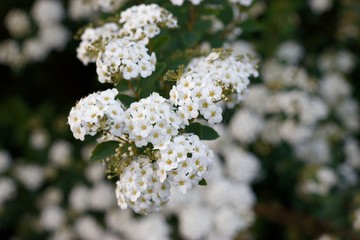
68,88,125,140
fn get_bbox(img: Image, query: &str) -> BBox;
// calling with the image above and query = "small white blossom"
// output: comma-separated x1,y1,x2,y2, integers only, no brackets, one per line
170,50,257,125
68,88,125,140
119,4,178,41
115,156,171,214
4,9,31,38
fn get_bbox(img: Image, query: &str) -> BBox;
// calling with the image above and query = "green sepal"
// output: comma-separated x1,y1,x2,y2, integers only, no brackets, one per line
199,178,207,186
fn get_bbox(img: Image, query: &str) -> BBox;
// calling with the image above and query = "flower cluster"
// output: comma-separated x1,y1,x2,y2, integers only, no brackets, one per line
169,49,258,124
69,50,256,213
157,134,214,193
123,93,181,148
115,157,171,214
4,9,30,38
76,4,177,84
165,127,259,240
68,88,125,141
69,88,217,214
69,4,257,214
96,37,156,83
69,0,128,20
169,0,254,6
228,41,360,202
77,23,120,66
119,4,178,41
0,0,69,68
169,0,203,6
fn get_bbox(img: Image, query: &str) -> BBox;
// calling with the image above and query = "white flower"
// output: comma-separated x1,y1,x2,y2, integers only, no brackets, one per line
119,4,178,41
31,0,65,26
124,93,182,148
169,0,204,5
96,37,156,83
0,40,26,68
4,9,31,38
170,50,257,125
68,89,126,140
48,140,72,168
0,150,12,174
178,206,213,239
69,185,90,212
15,164,45,191
89,182,116,210
308,0,333,14
30,128,50,150
74,216,104,240
39,205,66,231
115,157,170,214
158,134,214,192
229,109,263,143
223,146,260,184
228,0,254,6
0,177,17,205
319,73,351,106
77,23,120,65
276,41,304,64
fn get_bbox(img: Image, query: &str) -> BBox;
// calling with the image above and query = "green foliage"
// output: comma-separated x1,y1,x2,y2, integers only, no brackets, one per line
198,178,207,186
138,62,167,98
90,141,119,161
185,122,220,140
116,94,137,108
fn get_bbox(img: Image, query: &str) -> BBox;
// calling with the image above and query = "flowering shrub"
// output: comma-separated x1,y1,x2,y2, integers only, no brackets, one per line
1,0,360,239
68,2,259,214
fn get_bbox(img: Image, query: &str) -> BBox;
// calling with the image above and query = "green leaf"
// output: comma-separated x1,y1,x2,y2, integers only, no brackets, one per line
198,178,207,186
185,122,220,140
139,62,167,98
116,94,136,108
240,20,263,33
151,34,171,51
194,20,212,34
219,5,234,25
90,141,119,161
116,78,129,92
182,32,201,48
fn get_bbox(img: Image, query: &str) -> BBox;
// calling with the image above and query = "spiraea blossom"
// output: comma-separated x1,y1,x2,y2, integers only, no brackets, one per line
4,9,31,38
169,49,258,124
68,88,125,141
169,0,204,5
115,157,171,214
123,93,182,148
69,0,128,20
96,36,156,83
157,134,214,193
68,2,259,214
169,0,253,6
0,0,70,68
76,4,177,84
76,23,120,65
68,47,256,213
119,4,178,41
31,0,65,26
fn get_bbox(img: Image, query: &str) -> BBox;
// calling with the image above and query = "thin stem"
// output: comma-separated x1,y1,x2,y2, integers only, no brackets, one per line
103,129,128,143
188,4,196,31
127,80,140,100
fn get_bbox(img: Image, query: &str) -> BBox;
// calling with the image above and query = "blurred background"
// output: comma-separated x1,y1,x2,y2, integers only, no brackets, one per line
0,0,359,239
